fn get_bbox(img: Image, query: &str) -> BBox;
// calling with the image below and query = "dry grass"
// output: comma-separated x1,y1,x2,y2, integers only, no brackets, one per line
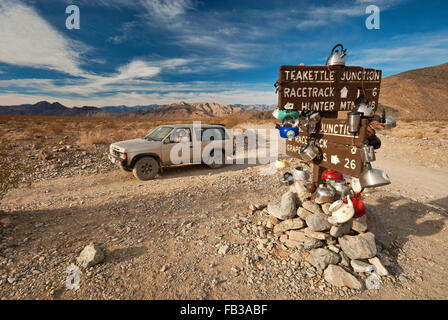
380,120,448,141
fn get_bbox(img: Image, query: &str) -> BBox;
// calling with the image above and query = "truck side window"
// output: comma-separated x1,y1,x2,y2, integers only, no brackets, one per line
170,128,191,143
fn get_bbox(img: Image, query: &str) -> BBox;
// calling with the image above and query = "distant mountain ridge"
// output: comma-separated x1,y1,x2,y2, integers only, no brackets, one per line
0,101,271,118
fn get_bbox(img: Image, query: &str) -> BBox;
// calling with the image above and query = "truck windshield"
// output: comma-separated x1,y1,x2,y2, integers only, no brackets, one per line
144,127,173,141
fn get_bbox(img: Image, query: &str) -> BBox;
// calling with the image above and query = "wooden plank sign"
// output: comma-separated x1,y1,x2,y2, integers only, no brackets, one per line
297,118,368,147
286,139,364,177
278,65,382,112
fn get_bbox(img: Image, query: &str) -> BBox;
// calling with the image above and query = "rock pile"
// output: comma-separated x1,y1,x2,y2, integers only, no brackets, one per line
264,180,390,290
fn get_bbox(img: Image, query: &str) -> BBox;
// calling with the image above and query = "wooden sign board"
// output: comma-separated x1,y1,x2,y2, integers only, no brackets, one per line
278,65,382,112
286,139,363,177
297,118,368,147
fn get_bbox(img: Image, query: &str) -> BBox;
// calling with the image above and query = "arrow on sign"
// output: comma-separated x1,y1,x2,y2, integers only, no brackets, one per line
331,155,340,165
283,102,294,110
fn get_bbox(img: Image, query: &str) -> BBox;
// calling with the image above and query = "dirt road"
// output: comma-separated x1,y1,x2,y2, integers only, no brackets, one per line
0,129,447,300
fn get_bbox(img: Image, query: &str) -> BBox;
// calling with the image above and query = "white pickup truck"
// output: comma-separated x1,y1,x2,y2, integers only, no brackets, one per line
108,124,234,180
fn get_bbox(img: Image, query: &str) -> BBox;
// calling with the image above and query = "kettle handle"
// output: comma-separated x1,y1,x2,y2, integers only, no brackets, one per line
331,44,344,54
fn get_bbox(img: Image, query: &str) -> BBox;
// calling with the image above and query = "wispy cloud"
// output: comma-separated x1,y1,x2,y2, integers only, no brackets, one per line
296,0,406,30
0,1,86,77
349,30,448,74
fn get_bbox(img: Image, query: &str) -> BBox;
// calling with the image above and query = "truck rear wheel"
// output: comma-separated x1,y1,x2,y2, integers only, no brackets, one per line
132,157,159,181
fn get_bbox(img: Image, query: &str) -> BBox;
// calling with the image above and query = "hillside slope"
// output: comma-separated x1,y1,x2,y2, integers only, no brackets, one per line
380,63,448,120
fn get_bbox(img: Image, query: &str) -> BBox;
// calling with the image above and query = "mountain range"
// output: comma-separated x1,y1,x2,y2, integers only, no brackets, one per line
1,63,447,120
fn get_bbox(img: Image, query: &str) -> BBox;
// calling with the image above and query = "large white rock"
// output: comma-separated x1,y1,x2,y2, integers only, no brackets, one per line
368,257,389,276
352,215,368,233
77,243,105,268
338,232,377,260
302,200,323,215
307,248,341,270
306,212,332,232
273,218,305,234
324,265,363,290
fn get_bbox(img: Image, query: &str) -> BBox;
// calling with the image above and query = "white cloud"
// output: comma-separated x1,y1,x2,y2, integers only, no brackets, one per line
296,0,406,30
0,1,85,76
349,31,448,74
140,0,193,20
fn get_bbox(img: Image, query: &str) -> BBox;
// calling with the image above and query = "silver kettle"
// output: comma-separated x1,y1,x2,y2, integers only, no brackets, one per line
314,184,336,204
359,162,391,188
299,142,320,162
326,44,347,66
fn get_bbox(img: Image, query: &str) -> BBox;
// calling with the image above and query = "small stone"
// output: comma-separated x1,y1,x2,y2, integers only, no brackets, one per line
76,243,105,268
280,191,298,219
350,260,373,273
297,207,313,220
266,215,280,226
303,236,324,250
324,265,363,290
279,234,288,243
338,232,377,260
328,245,340,254
305,212,332,232
304,228,332,241
288,230,306,243
352,215,368,233
273,218,305,234
285,239,302,250
218,245,230,255
321,203,332,215
302,201,323,215
160,265,168,272
231,266,240,273
307,248,341,270
368,257,389,276
330,221,353,238
339,251,351,267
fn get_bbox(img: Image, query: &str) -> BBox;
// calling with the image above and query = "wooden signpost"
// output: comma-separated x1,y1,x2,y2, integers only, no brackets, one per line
279,64,382,183
278,66,381,113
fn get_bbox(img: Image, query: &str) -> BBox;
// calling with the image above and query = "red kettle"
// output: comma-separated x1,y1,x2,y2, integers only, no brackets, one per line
321,169,343,181
343,193,366,218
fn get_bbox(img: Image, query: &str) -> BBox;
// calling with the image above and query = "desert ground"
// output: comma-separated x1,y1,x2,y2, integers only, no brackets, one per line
0,115,447,300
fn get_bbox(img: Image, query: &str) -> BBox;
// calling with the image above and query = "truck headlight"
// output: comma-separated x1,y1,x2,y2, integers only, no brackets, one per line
120,153,127,160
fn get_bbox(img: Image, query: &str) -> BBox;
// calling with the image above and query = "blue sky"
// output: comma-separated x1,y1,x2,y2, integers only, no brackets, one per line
0,0,447,107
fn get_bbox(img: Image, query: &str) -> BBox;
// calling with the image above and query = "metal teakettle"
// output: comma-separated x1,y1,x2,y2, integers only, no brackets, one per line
359,162,391,188
314,184,336,204
299,142,320,162
326,44,347,66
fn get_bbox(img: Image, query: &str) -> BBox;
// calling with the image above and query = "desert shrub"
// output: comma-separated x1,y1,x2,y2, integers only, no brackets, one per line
0,141,34,203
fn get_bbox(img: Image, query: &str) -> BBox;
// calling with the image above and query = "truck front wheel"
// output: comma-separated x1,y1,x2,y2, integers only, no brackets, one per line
132,157,159,181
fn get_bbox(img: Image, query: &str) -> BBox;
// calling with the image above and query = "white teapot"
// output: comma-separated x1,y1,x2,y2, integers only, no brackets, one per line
329,196,355,224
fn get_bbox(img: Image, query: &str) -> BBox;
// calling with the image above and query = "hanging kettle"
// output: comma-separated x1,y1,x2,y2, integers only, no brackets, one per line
329,195,355,224
276,123,299,139
359,162,391,188
299,141,320,162
343,193,367,219
272,109,300,122
326,44,347,66
356,95,375,117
